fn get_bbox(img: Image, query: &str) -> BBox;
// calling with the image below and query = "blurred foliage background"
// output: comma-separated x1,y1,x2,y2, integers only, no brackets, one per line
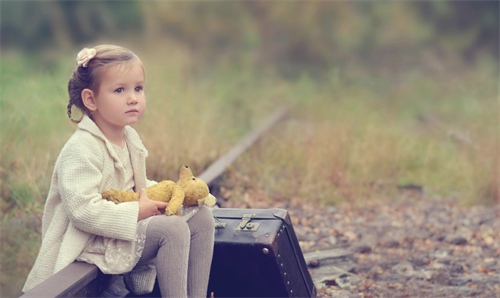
1,1,499,297
2,1,498,75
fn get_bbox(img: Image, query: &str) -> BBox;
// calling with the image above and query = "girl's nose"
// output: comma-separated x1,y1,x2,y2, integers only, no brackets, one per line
128,94,138,105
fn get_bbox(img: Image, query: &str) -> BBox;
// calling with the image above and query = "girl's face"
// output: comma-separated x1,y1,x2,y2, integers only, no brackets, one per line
92,60,146,131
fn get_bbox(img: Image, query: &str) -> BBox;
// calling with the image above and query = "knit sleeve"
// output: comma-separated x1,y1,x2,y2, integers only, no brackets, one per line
58,134,139,241
146,179,157,188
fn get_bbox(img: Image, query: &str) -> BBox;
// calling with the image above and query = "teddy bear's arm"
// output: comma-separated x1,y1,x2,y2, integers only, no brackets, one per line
102,189,139,204
165,184,184,216
145,180,176,202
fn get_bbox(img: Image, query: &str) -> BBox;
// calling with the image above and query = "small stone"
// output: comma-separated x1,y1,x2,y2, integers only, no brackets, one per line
450,263,464,273
431,262,446,270
378,258,401,270
412,229,432,240
471,250,483,258
437,257,452,265
309,259,320,268
407,256,428,267
367,265,384,279
432,269,454,286
445,234,467,245
456,273,500,286
354,262,373,274
382,273,408,283
352,245,372,254
318,272,345,286
391,261,416,276
331,290,352,298
437,286,478,297
334,275,361,288
418,270,433,280
382,239,400,248
328,236,337,246
344,231,357,241
435,235,446,242
432,250,449,259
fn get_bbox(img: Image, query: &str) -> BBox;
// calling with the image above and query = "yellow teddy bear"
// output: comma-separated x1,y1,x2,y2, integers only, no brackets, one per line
102,165,216,215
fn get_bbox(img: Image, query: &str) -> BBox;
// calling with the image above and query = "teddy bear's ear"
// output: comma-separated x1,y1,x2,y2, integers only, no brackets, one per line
179,165,194,179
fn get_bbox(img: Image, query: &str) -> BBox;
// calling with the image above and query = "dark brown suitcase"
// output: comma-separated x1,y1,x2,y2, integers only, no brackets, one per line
207,208,317,298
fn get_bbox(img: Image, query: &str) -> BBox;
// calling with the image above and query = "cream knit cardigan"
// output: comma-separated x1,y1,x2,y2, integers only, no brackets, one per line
23,115,156,293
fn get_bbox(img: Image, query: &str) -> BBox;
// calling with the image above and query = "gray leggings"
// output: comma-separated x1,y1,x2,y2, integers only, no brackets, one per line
134,206,215,298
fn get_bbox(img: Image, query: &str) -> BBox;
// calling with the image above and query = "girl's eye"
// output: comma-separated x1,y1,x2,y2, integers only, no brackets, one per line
135,87,143,92
115,88,124,94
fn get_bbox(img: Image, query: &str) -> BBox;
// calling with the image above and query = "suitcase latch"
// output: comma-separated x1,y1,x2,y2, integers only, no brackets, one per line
213,216,226,229
237,214,261,231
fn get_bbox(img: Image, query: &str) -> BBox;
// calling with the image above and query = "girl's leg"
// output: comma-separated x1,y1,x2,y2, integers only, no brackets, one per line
186,206,215,298
135,215,191,298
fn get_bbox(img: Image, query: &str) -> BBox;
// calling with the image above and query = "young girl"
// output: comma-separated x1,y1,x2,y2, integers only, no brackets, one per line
23,45,215,297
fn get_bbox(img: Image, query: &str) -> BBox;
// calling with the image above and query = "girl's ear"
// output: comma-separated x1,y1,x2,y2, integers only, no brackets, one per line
82,89,97,112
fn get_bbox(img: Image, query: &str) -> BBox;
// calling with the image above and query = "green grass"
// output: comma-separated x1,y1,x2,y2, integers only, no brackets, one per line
1,45,497,296
1,216,41,297
221,62,498,208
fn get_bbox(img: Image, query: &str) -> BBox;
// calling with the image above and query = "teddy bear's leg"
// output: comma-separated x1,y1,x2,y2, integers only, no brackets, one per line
165,185,184,216
102,189,139,204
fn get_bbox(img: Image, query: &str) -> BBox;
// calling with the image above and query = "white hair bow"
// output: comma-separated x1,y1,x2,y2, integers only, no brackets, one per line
76,48,96,68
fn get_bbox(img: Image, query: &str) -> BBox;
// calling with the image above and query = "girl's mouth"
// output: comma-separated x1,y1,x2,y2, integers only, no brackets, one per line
126,109,139,114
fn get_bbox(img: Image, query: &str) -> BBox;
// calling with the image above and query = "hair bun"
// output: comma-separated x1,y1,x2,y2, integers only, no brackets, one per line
77,48,97,68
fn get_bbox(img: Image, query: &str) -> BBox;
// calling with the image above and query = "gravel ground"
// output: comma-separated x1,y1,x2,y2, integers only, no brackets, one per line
220,193,500,298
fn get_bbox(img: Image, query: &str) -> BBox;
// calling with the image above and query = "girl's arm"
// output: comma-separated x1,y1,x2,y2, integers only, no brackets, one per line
57,137,140,241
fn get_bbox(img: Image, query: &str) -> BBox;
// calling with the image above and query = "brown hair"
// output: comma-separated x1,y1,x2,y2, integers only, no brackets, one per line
67,45,142,123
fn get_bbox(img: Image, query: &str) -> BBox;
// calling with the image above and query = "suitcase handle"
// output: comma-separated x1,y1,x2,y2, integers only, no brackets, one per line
236,214,261,231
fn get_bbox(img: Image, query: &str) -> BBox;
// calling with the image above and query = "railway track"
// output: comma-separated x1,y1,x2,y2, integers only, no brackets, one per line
20,108,289,298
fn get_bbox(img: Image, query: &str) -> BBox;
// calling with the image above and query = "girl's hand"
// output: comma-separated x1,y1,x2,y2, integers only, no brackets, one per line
138,189,168,221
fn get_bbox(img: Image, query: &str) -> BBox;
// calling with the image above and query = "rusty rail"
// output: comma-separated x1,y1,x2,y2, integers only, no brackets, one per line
19,108,288,298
